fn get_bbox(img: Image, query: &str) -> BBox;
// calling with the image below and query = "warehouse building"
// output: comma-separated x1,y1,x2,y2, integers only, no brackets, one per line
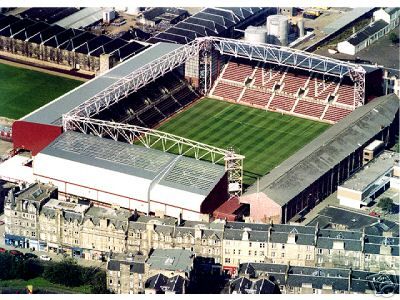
33,131,229,222
240,94,400,224
337,151,399,209
337,7,400,55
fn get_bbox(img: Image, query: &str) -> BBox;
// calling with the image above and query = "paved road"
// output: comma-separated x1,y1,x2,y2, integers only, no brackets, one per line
0,214,106,269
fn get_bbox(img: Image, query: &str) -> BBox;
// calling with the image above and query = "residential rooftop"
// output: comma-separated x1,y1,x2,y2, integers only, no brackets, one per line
146,249,194,273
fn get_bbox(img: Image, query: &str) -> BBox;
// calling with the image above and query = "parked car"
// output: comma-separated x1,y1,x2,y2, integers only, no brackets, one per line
0,247,7,253
369,211,380,217
39,255,52,261
24,253,38,259
9,250,23,256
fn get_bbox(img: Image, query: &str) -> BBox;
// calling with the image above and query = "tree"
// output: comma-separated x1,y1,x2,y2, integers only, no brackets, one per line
90,270,111,294
378,197,394,213
43,258,83,287
389,32,399,44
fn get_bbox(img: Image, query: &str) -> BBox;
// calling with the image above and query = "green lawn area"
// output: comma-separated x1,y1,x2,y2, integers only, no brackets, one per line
0,277,91,294
157,98,330,186
0,63,81,119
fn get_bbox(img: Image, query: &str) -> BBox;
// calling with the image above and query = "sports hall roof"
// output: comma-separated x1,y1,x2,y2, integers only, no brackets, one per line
40,131,225,196
22,42,183,126
148,7,267,44
244,94,400,206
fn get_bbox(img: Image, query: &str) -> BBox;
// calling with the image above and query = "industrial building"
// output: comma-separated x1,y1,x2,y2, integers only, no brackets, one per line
240,94,399,224
337,150,399,209
337,7,400,55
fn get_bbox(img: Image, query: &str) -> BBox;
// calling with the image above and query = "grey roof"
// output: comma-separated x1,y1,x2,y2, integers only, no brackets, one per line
307,206,399,233
84,206,132,230
238,262,400,293
231,277,277,294
147,249,193,273
244,94,400,206
55,7,107,29
341,151,398,192
323,8,375,35
346,20,389,46
22,42,182,125
149,7,267,44
40,131,225,196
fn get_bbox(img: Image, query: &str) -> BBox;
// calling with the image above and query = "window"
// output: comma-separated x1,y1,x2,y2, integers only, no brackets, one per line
306,254,311,260
225,249,230,254
260,243,265,248
271,243,276,249
297,254,301,259
317,248,323,254
281,253,285,258
271,252,275,257
248,250,252,256
282,244,285,249
233,249,236,255
254,251,257,256
260,251,264,256
225,258,231,263
110,279,113,284
238,250,241,255
31,232,36,237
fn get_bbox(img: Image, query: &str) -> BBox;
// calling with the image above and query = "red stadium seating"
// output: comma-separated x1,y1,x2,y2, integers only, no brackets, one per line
269,94,296,111
241,88,272,107
335,84,355,106
222,61,253,83
212,82,244,102
322,106,352,122
294,101,326,119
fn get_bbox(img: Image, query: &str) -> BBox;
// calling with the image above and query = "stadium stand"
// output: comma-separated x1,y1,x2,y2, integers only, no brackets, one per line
148,7,273,44
119,29,151,42
94,71,200,128
241,93,399,223
210,58,356,123
0,13,148,73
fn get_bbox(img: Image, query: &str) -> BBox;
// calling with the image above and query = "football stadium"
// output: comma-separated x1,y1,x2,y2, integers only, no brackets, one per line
6,29,398,222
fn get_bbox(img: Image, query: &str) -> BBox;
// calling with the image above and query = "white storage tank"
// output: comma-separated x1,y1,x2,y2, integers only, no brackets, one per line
266,14,289,46
298,18,305,37
244,26,268,44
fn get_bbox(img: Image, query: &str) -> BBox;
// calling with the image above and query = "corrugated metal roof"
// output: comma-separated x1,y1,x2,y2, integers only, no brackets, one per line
323,8,375,35
40,131,225,196
55,7,108,29
22,42,182,125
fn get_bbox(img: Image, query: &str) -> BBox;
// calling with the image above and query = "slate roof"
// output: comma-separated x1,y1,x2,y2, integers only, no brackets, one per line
347,20,389,46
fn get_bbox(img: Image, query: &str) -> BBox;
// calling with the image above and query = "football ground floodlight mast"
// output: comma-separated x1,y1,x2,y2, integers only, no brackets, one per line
62,116,245,195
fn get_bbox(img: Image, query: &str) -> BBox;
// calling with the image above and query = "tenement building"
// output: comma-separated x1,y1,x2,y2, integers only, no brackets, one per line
230,262,400,294
107,249,194,294
3,184,399,277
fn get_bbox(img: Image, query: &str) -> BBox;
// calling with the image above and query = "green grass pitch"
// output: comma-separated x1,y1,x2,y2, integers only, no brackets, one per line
157,97,330,187
0,63,81,119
